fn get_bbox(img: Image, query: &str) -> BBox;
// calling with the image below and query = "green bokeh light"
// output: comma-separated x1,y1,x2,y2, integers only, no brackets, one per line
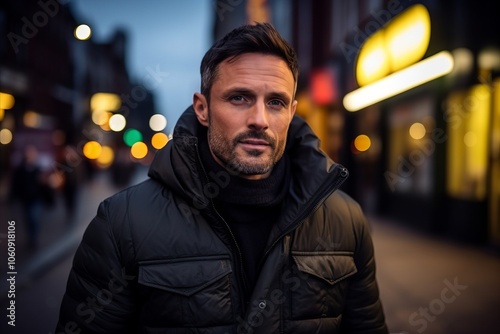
123,129,143,147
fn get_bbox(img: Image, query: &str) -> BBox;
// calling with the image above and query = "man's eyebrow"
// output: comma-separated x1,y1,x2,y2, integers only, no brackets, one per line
221,87,292,104
221,87,256,97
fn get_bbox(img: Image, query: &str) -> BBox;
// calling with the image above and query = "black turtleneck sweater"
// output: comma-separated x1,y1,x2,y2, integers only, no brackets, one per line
199,138,290,293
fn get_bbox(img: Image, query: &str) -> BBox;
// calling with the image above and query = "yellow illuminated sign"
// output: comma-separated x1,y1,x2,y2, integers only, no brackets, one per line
356,30,389,87
344,4,454,112
345,51,454,112
356,4,431,86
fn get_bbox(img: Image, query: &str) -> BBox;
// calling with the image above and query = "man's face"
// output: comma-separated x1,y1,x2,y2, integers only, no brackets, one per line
194,53,297,180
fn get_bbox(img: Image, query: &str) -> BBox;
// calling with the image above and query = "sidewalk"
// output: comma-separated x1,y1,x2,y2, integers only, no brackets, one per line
0,166,149,295
369,216,500,334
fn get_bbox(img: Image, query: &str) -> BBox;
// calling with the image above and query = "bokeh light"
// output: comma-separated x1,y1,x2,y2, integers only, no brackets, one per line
96,146,114,167
464,131,477,147
0,129,13,145
92,110,111,126
99,122,111,131
0,92,15,110
74,24,92,40
354,134,371,152
83,141,102,159
123,128,143,147
109,114,126,132
90,93,121,112
151,132,169,149
409,122,426,140
131,142,148,159
149,114,167,131
23,111,41,128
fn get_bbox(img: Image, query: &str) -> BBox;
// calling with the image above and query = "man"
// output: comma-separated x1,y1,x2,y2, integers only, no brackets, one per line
57,22,388,333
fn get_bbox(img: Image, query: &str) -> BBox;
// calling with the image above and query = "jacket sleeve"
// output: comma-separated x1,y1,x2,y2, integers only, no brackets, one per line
56,200,138,334
340,201,388,334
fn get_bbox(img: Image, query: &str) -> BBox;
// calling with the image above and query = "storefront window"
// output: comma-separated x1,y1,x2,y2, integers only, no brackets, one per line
385,96,436,195
445,84,491,200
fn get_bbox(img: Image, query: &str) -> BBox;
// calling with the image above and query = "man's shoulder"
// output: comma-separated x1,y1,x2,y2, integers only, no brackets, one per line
103,178,159,204
294,189,368,252
321,189,368,232
324,189,363,215
99,178,167,223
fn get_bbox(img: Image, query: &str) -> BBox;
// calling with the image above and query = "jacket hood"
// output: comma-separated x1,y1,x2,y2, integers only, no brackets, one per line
148,105,348,221
148,106,206,205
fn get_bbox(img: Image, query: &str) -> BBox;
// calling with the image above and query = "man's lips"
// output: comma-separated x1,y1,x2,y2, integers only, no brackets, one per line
238,139,271,152
240,139,270,146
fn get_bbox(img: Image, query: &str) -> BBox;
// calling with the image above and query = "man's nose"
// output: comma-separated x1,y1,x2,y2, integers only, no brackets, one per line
247,101,269,130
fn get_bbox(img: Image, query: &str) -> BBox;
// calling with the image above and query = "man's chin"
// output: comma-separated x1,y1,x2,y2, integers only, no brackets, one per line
228,159,273,178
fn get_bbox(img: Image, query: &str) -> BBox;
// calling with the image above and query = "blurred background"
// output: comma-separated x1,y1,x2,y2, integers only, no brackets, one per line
0,0,499,333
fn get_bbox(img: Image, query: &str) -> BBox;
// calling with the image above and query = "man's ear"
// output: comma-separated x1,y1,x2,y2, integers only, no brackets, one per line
290,99,297,121
193,92,209,127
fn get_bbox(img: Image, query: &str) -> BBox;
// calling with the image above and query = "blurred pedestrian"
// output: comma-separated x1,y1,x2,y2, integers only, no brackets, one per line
55,145,80,221
10,145,46,249
57,23,388,333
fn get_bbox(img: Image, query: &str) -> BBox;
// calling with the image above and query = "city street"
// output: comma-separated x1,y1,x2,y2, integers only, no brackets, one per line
2,1,500,334
1,169,499,334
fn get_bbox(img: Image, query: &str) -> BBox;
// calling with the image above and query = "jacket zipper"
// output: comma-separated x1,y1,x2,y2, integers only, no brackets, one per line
258,165,349,269
254,166,347,332
194,143,250,308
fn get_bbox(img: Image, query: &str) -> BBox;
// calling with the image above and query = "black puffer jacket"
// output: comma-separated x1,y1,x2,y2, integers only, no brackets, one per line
56,106,388,333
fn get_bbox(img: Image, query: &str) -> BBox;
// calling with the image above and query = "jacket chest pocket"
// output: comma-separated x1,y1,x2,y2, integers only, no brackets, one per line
287,252,357,320
138,255,234,327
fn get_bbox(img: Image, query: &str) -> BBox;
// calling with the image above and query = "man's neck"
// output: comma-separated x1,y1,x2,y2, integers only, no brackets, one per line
199,137,288,206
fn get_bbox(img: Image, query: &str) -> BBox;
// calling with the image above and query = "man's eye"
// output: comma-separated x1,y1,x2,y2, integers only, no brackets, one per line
230,96,245,102
269,100,284,107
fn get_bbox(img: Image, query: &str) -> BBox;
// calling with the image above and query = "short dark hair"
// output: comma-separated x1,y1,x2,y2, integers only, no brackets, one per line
200,22,299,99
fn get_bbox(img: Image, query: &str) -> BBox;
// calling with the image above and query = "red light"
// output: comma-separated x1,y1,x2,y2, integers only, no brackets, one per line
310,68,337,105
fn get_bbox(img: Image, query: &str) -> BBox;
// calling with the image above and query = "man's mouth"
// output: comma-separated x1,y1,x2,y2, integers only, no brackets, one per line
240,139,270,146
238,138,271,152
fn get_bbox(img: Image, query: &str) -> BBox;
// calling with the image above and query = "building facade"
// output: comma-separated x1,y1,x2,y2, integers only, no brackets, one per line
0,0,159,191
